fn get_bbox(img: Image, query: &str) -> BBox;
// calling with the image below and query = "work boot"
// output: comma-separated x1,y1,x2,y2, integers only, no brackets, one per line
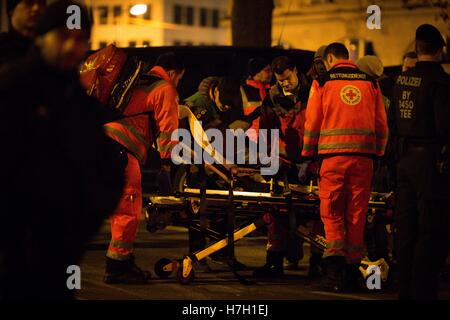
314,256,346,292
345,263,363,291
104,256,151,284
253,251,284,278
308,252,324,279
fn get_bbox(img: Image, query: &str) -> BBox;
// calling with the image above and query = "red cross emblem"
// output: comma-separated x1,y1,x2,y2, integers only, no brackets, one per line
346,90,357,100
340,85,361,105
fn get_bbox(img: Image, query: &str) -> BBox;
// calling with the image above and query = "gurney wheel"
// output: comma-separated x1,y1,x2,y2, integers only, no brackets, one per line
154,258,175,279
176,266,195,285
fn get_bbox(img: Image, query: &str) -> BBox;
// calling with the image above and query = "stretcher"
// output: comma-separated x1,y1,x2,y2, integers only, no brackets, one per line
145,105,394,284
145,170,393,284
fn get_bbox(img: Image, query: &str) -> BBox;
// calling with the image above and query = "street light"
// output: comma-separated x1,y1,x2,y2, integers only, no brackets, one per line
130,4,148,16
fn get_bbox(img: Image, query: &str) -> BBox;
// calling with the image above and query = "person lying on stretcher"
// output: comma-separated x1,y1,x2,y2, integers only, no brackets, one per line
181,76,267,188
181,76,256,270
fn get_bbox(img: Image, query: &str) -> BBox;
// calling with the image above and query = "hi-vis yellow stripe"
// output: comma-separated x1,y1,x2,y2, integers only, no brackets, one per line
159,131,173,139
303,143,316,151
318,142,376,151
158,143,175,153
104,126,146,163
304,130,320,138
319,128,375,136
116,119,150,149
110,239,134,250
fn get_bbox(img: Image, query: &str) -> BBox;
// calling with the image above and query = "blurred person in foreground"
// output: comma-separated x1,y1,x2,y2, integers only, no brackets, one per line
0,0,124,299
0,0,46,67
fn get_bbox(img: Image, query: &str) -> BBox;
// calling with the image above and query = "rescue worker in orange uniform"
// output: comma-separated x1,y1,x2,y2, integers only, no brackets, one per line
254,56,311,278
241,57,272,142
302,43,388,292
103,52,185,284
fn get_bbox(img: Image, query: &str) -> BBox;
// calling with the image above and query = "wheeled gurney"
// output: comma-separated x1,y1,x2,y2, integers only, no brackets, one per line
145,105,393,284
145,167,393,284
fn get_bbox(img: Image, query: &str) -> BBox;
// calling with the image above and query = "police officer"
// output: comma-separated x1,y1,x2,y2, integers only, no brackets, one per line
391,24,450,300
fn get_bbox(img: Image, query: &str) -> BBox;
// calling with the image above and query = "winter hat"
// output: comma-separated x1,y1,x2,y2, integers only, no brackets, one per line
356,55,384,78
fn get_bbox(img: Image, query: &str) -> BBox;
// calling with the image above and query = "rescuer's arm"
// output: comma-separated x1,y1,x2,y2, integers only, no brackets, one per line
302,80,323,157
150,84,179,166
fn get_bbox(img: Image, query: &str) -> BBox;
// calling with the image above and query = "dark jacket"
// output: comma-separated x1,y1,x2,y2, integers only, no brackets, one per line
0,49,124,299
184,76,245,131
260,72,310,132
0,28,31,69
184,76,222,129
391,61,450,143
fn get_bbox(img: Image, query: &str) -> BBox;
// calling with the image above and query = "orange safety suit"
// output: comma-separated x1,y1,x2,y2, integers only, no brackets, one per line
241,79,270,142
302,60,388,263
104,66,179,261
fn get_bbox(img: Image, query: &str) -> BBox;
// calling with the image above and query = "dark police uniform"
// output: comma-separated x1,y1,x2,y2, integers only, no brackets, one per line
391,25,450,300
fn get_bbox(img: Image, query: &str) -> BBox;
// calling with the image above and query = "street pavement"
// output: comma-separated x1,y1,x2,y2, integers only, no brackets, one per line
76,219,450,300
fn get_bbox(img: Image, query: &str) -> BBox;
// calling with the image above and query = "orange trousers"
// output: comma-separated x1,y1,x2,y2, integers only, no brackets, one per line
107,153,142,261
318,155,373,264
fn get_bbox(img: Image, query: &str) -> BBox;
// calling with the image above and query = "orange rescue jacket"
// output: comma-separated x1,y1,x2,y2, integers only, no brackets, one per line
104,66,179,164
302,60,388,157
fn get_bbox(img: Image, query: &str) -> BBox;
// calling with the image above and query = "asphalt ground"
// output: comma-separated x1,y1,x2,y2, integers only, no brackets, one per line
75,218,450,301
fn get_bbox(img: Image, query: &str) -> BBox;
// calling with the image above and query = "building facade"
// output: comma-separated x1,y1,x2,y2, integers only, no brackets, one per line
271,0,449,66
2,0,447,67
84,0,228,49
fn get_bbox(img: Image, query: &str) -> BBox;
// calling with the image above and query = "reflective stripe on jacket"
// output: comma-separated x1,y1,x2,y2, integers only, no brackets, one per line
104,66,179,164
302,61,388,157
